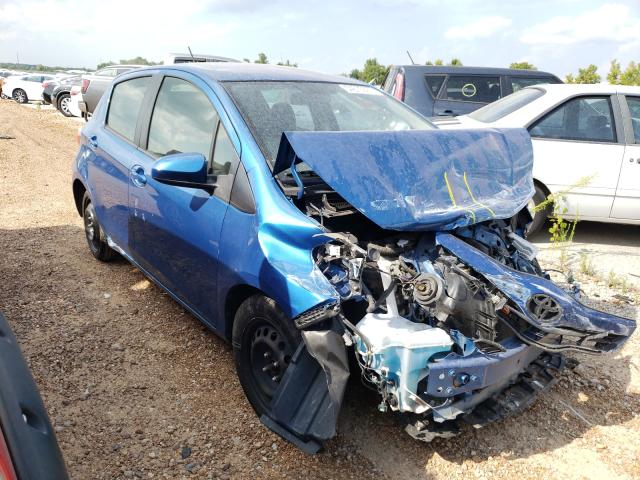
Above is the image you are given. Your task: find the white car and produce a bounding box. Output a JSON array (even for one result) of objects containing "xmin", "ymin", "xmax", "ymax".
[
  {"xmin": 3, "ymin": 73, "xmax": 56, "ymax": 104},
  {"xmin": 434, "ymin": 84, "xmax": 640, "ymax": 234},
  {"xmin": 67, "ymin": 85, "xmax": 82, "ymax": 117}
]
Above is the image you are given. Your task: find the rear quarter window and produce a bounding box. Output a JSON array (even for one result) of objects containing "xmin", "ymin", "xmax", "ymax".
[
  {"xmin": 443, "ymin": 75, "xmax": 501, "ymax": 103},
  {"xmin": 106, "ymin": 76, "xmax": 151, "ymax": 142}
]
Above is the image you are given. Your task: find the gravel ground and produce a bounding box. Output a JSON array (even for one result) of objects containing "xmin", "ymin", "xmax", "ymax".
[{"xmin": 0, "ymin": 100, "xmax": 639, "ymax": 480}]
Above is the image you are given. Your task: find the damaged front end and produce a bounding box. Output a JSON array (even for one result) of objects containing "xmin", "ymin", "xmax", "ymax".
[{"xmin": 260, "ymin": 129, "xmax": 636, "ymax": 452}]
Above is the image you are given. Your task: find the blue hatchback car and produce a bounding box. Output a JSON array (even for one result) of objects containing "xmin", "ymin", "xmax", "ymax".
[{"xmin": 72, "ymin": 63, "xmax": 634, "ymax": 452}]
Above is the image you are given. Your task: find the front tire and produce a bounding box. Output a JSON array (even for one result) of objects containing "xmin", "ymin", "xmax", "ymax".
[
  {"xmin": 82, "ymin": 192, "xmax": 115, "ymax": 262},
  {"xmin": 232, "ymin": 295, "xmax": 300, "ymax": 415},
  {"xmin": 13, "ymin": 89, "xmax": 27, "ymax": 104},
  {"xmin": 526, "ymin": 183, "xmax": 551, "ymax": 237},
  {"xmin": 57, "ymin": 93, "xmax": 73, "ymax": 117}
]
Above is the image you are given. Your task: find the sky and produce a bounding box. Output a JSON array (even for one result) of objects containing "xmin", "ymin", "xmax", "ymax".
[{"xmin": 0, "ymin": 0, "xmax": 638, "ymax": 79}]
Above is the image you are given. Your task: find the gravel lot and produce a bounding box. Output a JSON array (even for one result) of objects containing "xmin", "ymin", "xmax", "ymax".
[{"xmin": 1, "ymin": 100, "xmax": 639, "ymax": 480}]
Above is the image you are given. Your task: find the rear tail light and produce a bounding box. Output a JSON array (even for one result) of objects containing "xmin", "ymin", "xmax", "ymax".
[
  {"xmin": 81, "ymin": 79, "xmax": 90, "ymax": 94},
  {"xmin": 42, "ymin": 81, "xmax": 50, "ymax": 88},
  {"xmin": 0, "ymin": 428, "xmax": 17, "ymax": 480},
  {"xmin": 392, "ymin": 72, "xmax": 405, "ymax": 101}
]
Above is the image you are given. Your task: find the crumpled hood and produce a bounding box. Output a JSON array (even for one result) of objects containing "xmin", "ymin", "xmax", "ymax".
[{"xmin": 274, "ymin": 128, "xmax": 534, "ymax": 231}]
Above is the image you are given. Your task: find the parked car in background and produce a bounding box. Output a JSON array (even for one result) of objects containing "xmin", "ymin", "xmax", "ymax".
[
  {"xmin": 79, "ymin": 65, "xmax": 144, "ymax": 117},
  {"xmin": 383, "ymin": 66, "xmax": 562, "ymax": 118},
  {"xmin": 0, "ymin": 312, "xmax": 68, "ymax": 479},
  {"xmin": 71, "ymin": 63, "xmax": 634, "ymax": 453},
  {"xmin": 42, "ymin": 75, "xmax": 75, "ymax": 104},
  {"xmin": 434, "ymin": 84, "xmax": 640, "ymax": 234},
  {"xmin": 164, "ymin": 53, "xmax": 240, "ymax": 64},
  {"xmin": 68, "ymin": 85, "xmax": 83, "ymax": 118},
  {"xmin": 3, "ymin": 74, "xmax": 56, "ymax": 103},
  {"xmin": 51, "ymin": 76, "xmax": 82, "ymax": 117}
]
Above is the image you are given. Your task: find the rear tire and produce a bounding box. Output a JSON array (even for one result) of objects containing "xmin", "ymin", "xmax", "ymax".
[
  {"xmin": 13, "ymin": 89, "xmax": 27, "ymax": 104},
  {"xmin": 526, "ymin": 183, "xmax": 550, "ymax": 237},
  {"xmin": 57, "ymin": 93, "xmax": 73, "ymax": 117},
  {"xmin": 82, "ymin": 192, "xmax": 115, "ymax": 262},
  {"xmin": 232, "ymin": 295, "xmax": 300, "ymax": 415}
]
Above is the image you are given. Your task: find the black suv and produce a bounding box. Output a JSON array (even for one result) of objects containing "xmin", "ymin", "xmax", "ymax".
[{"xmin": 383, "ymin": 65, "xmax": 562, "ymax": 117}]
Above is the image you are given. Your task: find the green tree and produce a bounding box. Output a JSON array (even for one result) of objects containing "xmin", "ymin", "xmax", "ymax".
[
  {"xmin": 620, "ymin": 61, "xmax": 640, "ymax": 86},
  {"xmin": 509, "ymin": 61, "xmax": 537, "ymax": 70},
  {"xmin": 254, "ymin": 53, "xmax": 268, "ymax": 64},
  {"xmin": 425, "ymin": 58, "xmax": 460, "ymax": 66},
  {"xmin": 449, "ymin": 58, "xmax": 463, "ymax": 66},
  {"xmin": 277, "ymin": 59, "xmax": 298, "ymax": 67},
  {"xmin": 349, "ymin": 58, "xmax": 389, "ymax": 85},
  {"xmin": 607, "ymin": 59, "xmax": 621, "ymax": 84},
  {"xmin": 242, "ymin": 58, "xmax": 251, "ymax": 63},
  {"xmin": 97, "ymin": 61, "xmax": 115, "ymax": 69},
  {"xmin": 565, "ymin": 64, "xmax": 600, "ymax": 84}
]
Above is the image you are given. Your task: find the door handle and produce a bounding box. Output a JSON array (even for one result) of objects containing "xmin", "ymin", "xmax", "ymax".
[
  {"xmin": 130, "ymin": 165, "xmax": 147, "ymax": 187},
  {"xmin": 88, "ymin": 135, "xmax": 98, "ymax": 149}
]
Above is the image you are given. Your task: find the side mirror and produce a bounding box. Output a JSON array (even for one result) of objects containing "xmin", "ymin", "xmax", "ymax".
[{"xmin": 151, "ymin": 153, "xmax": 213, "ymax": 191}]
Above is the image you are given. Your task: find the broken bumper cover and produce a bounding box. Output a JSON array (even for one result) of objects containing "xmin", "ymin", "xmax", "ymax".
[{"xmin": 437, "ymin": 233, "xmax": 636, "ymax": 353}]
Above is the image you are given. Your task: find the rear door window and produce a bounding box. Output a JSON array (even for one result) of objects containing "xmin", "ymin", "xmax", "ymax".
[
  {"xmin": 442, "ymin": 75, "xmax": 501, "ymax": 103},
  {"xmin": 106, "ymin": 76, "xmax": 151, "ymax": 142},
  {"xmin": 147, "ymin": 77, "xmax": 218, "ymax": 162},
  {"xmin": 424, "ymin": 75, "xmax": 445, "ymax": 98},
  {"xmin": 529, "ymin": 96, "xmax": 616, "ymax": 143}
]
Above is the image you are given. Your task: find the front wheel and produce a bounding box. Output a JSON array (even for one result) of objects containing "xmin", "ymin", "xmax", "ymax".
[
  {"xmin": 57, "ymin": 93, "xmax": 73, "ymax": 117},
  {"xmin": 232, "ymin": 295, "xmax": 300, "ymax": 415},
  {"xmin": 82, "ymin": 192, "xmax": 115, "ymax": 262},
  {"xmin": 525, "ymin": 184, "xmax": 551, "ymax": 237},
  {"xmin": 13, "ymin": 89, "xmax": 27, "ymax": 104}
]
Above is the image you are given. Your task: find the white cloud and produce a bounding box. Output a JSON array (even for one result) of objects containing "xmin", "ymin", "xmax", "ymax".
[
  {"xmin": 444, "ymin": 16, "xmax": 512, "ymax": 40},
  {"xmin": 520, "ymin": 3, "xmax": 639, "ymax": 45}
]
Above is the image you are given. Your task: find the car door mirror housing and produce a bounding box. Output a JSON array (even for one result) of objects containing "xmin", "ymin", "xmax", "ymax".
[{"xmin": 151, "ymin": 153, "xmax": 212, "ymax": 190}]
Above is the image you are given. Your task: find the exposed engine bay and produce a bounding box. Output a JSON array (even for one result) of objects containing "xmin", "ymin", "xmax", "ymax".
[{"xmin": 261, "ymin": 129, "xmax": 636, "ymax": 452}]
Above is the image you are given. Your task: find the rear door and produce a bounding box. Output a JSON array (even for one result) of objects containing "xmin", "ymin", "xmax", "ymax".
[
  {"xmin": 434, "ymin": 74, "xmax": 501, "ymax": 116},
  {"xmin": 611, "ymin": 95, "xmax": 640, "ymax": 220},
  {"xmin": 528, "ymin": 94, "xmax": 624, "ymax": 219},
  {"xmin": 87, "ymin": 75, "xmax": 153, "ymax": 250},
  {"xmin": 128, "ymin": 73, "xmax": 240, "ymax": 324}
]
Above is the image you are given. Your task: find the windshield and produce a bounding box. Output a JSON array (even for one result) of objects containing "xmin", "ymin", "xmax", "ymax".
[
  {"xmin": 224, "ymin": 81, "xmax": 435, "ymax": 164},
  {"xmin": 469, "ymin": 87, "xmax": 545, "ymax": 123}
]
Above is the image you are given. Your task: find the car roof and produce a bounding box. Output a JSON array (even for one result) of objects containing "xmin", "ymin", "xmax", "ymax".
[
  {"xmin": 393, "ymin": 65, "xmax": 559, "ymax": 77},
  {"xmin": 137, "ymin": 62, "xmax": 363, "ymax": 84},
  {"xmin": 533, "ymin": 83, "xmax": 640, "ymax": 95}
]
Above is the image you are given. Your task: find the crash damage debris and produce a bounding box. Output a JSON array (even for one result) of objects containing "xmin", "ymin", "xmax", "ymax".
[{"xmin": 260, "ymin": 129, "xmax": 636, "ymax": 452}]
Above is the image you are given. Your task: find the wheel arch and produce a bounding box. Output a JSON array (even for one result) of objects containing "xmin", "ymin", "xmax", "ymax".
[
  {"xmin": 533, "ymin": 178, "xmax": 551, "ymax": 198},
  {"xmin": 224, "ymin": 284, "xmax": 266, "ymax": 342},
  {"xmin": 72, "ymin": 179, "xmax": 87, "ymax": 216}
]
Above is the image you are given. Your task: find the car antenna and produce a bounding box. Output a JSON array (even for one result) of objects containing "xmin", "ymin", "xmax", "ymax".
[
  {"xmin": 187, "ymin": 46, "xmax": 196, "ymax": 62},
  {"xmin": 406, "ymin": 50, "xmax": 416, "ymax": 65}
]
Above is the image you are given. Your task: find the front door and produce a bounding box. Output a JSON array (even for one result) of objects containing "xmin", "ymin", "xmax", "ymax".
[
  {"xmin": 611, "ymin": 95, "xmax": 640, "ymax": 220},
  {"xmin": 128, "ymin": 74, "xmax": 239, "ymax": 324},
  {"xmin": 528, "ymin": 95, "xmax": 624, "ymax": 219}
]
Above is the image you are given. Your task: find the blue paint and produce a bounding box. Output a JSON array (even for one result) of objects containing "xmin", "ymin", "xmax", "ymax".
[{"xmin": 273, "ymin": 129, "xmax": 534, "ymax": 231}]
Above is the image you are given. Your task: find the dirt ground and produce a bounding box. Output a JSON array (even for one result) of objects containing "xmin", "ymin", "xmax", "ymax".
[{"xmin": 0, "ymin": 100, "xmax": 639, "ymax": 480}]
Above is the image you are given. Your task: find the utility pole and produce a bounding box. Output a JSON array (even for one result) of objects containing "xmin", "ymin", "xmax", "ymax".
[{"xmin": 16, "ymin": 50, "xmax": 20, "ymax": 65}]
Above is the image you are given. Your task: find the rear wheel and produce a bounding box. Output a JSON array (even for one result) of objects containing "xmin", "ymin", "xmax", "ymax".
[
  {"xmin": 13, "ymin": 89, "xmax": 27, "ymax": 104},
  {"xmin": 82, "ymin": 192, "xmax": 115, "ymax": 262},
  {"xmin": 57, "ymin": 93, "xmax": 72, "ymax": 117},
  {"xmin": 526, "ymin": 183, "xmax": 551, "ymax": 237},
  {"xmin": 232, "ymin": 295, "xmax": 300, "ymax": 415}
]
